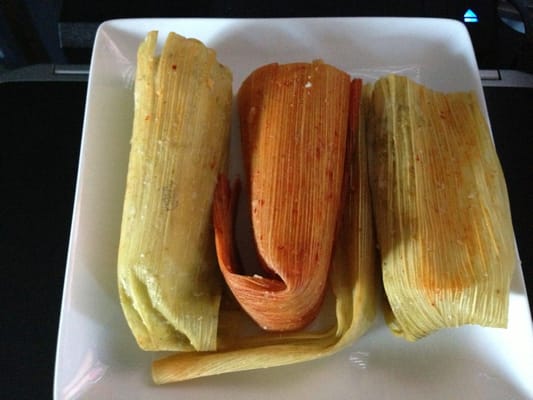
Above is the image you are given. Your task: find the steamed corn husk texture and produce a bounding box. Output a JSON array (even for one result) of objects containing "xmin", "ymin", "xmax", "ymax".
[
  {"xmin": 366, "ymin": 74, "xmax": 517, "ymax": 341},
  {"xmin": 117, "ymin": 31, "xmax": 232, "ymax": 351},
  {"xmin": 151, "ymin": 78, "xmax": 377, "ymax": 383},
  {"xmin": 118, "ymin": 29, "xmax": 517, "ymax": 384},
  {"xmin": 215, "ymin": 61, "xmax": 352, "ymax": 331}
]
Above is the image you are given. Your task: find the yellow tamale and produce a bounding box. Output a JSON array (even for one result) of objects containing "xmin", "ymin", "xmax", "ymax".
[
  {"xmin": 117, "ymin": 31, "xmax": 232, "ymax": 351},
  {"xmin": 366, "ymin": 74, "xmax": 517, "ymax": 341}
]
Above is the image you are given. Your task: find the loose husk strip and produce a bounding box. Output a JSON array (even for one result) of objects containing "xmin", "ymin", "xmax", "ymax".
[
  {"xmin": 366, "ymin": 74, "xmax": 517, "ymax": 341},
  {"xmin": 151, "ymin": 79, "xmax": 377, "ymax": 383},
  {"xmin": 117, "ymin": 31, "xmax": 232, "ymax": 352}
]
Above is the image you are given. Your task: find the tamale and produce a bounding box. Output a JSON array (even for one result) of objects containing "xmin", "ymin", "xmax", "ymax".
[
  {"xmin": 366, "ymin": 74, "xmax": 517, "ymax": 341},
  {"xmin": 117, "ymin": 31, "xmax": 232, "ymax": 351},
  {"xmin": 151, "ymin": 78, "xmax": 377, "ymax": 383},
  {"xmin": 215, "ymin": 61, "xmax": 351, "ymax": 331}
]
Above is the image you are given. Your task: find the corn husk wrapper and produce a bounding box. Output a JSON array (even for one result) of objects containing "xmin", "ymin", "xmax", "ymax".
[
  {"xmin": 151, "ymin": 77, "xmax": 377, "ymax": 383},
  {"xmin": 117, "ymin": 31, "xmax": 232, "ymax": 352},
  {"xmin": 366, "ymin": 74, "xmax": 517, "ymax": 341},
  {"xmin": 216, "ymin": 61, "xmax": 351, "ymax": 331}
]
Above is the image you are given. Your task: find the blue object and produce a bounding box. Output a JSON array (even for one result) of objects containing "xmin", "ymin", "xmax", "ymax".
[{"xmin": 464, "ymin": 9, "xmax": 479, "ymax": 23}]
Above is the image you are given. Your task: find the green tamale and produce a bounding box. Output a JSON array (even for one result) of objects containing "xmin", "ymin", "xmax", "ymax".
[{"xmin": 117, "ymin": 31, "xmax": 232, "ymax": 351}]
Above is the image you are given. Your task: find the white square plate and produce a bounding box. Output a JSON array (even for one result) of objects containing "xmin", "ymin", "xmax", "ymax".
[{"xmin": 54, "ymin": 18, "xmax": 533, "ymax": 399}]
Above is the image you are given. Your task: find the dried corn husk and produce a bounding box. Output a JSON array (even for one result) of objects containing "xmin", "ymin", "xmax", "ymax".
[
  {"xmin": 151, "ymin": 78, "xmax": 377, "ymax": 383},
  {"xmin": 366, "ymin": 74, "xmax": 517, "ymax": 341},
  {"xmin": 117, "ymin": 31, "xmax": 232, "ymax": 351}
]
